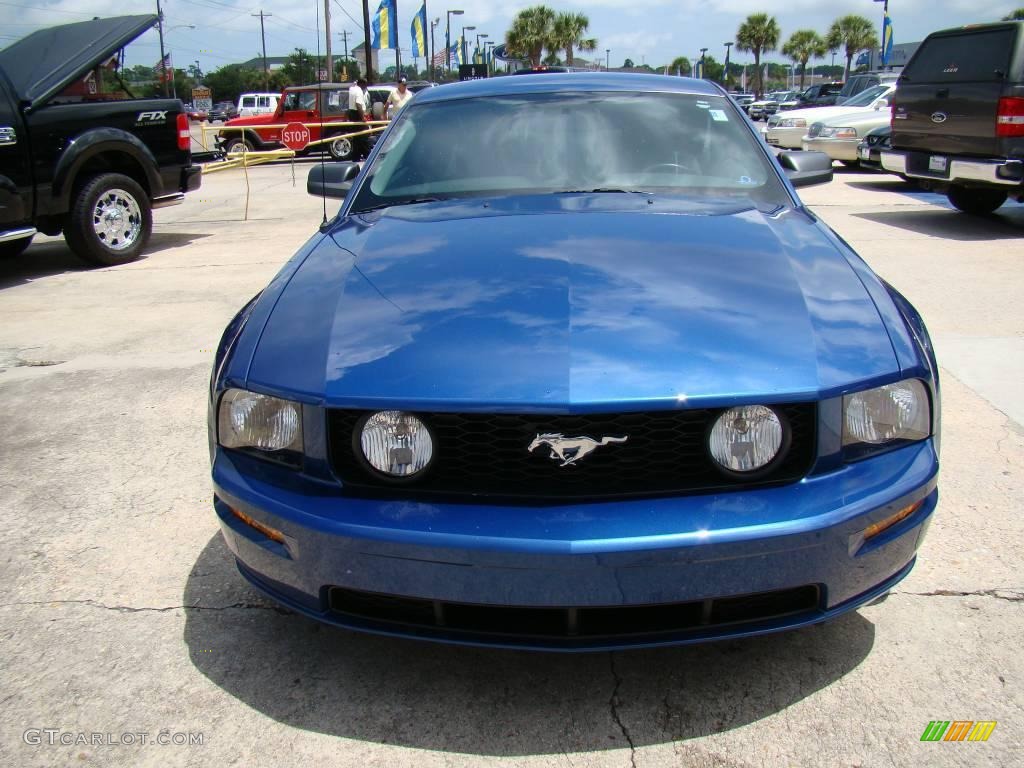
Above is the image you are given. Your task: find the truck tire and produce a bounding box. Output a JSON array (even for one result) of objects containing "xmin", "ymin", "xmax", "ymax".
[
  {"xmin": 947, "ymin": 185, "xmax": 1007, "ymax": 215},
  {"xmin": 225, "ymin": 136, "xmax": 254, "ymax": 154},
  {"xmin": 0, "ymin": 235, "xmax": 33, "ymax": 258},
  {"xmin": 65, "ymin": 173, "xmax": 152, "ymax": 266},
  {"xmin": 327, "ymin": 134, "xmax": 355, "ymax": 161}
]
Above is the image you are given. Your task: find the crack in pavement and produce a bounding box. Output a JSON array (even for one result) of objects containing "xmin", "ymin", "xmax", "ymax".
[
  {"xmin": 893, "ymin": 588, "xmax": 1024, "ymax": 602},
  {"xmin": 0, "ymin": 599, "xmax": 292, "ymax": 614},
  {"xmin": 608, "ymin": 653, "xmax": 637, "ymax": 768}
]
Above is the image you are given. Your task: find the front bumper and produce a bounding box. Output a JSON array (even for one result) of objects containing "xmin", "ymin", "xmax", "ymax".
[
  {"xmin": 881, "ymin": 150, "xmax": 1024, "ymax": 187},
  {"xmin": 802, "ymin": 137, "xmax": 860, "ymax": 162},
  {"xmin": 765, "ymin": 126, "xmax": 806, "ymax": 149},
  {"xmin": 212, "ymin": 440, "xmax": 939, "ymax": 650}
]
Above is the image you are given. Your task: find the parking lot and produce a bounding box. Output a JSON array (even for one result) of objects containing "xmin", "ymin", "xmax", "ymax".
[{"xmin": 1, "ymin": 164, "xmax": 1021, "ymax": 767}]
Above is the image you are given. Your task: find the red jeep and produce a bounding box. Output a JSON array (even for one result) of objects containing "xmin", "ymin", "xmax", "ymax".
[{"xmin": 217, "ymin": 83, "xmax": 388, "ymax": 161}]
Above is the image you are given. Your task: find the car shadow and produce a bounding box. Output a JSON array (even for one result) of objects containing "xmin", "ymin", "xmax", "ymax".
[
  {"xmin": 852, "ymin": 208, "xmax": 1024, "ymax": 242},
  {"xmin": 0, "ymin": 232, "xmax": 212, "ymax": 289},
  {"xmin": 184, "ymin": 533, "xmax": 875, "ymax": 753}
]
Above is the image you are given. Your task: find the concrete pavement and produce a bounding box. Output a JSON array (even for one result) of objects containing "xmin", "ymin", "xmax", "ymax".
[{"xmin": 0, "ymin": 164, "xmax": 1021, "ymax": 767}]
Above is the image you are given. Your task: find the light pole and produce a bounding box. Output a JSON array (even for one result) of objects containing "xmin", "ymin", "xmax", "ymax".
[
  {"xmin": 484, "ymin": 41, "xmax": 494, "ymax": 76},
  {"xmin": 429, "ymin": 18, "xmax": 439, "ymax": 81},
  {"xmin": 605, "ymin": 49, "xmax": 610, "ymax": 70},
  {"xmin": 723, "ymin": 41, "xmax": 732, "ymax": 88},
  {"xmin": 446, "ymin": 10, "xmax": 463, "ymax": 75},
  {"xmin": 699, "ymin": 48, "xmax": 707, "ymax": 79},
  {"xmin": 164, "ymin": 24, "xmax": 196, "ymax": 100},
  {"xmin": 461, "ymin": 25, "xmax": 475, "ymax": 68},
  {"xmin": 476, "ymin": 32, "xmax": 488, "ymax": 64}
]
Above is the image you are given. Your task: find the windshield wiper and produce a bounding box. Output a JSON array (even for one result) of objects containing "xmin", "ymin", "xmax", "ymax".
[
  {"xmin": 354, "ymin": 197, "xmax": 447, "ymax": 213},
  {"xmin": 555, "ymin": 188, "xmax": 652, "ymax": 194}
]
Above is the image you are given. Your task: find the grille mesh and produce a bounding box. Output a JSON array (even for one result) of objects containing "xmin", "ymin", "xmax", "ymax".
[{"xmin": 327, "ymin": 405, "xmax": 816, "ymax": 502}]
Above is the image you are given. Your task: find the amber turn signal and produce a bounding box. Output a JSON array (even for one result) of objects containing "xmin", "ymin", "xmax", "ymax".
[
  {"xmin": 863, "ymin": 500, "xmax": 924, "ymax": 541},
  {"xmin": 231, "ymin": 507, "xmax": 286, "ymax": 544}
]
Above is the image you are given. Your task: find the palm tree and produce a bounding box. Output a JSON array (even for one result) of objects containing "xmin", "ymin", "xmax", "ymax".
[
  {"xmin": 736, "ymin": 13, "xmax": 780, "ymax": 98},
  {"xmin": 827, "ymin": 15, "xmax": 878, "ymax": 81},
  {"xmin": 670, "ymin": 56, "xmax": 691, "ymax": 76},
  {"xmin": 552, "ymin": 12, "xmax": 596, "ymax": 67},
  {"xmin": 1003, "ymin": 8, "xmax": 1024, "ymax": 20},
  {"xmin": 505, "ymin": 6, "xmax": 557, "ymax": 68},
  {"xmin": 782, "ymin": 30, "xmax": 827, "ymax": 90}
]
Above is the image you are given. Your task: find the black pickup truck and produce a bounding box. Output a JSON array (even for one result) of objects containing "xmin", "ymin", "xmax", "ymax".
[
  {"xmin": 881, "ymin": 22, "xmax": 1024, "ymax": 215},
  {"xmin": 0, "ymin": 14, "xmax": 200, "ymax": 265}
]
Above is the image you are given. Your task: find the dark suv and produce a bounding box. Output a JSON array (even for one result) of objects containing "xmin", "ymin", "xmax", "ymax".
[{"xmin": 881, "ymin": 22, "xmax": 1024, "ymax": 214}]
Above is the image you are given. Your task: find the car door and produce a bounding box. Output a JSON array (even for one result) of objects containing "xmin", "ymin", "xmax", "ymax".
[
  {"xmin": 0, "ymin": 81, "xmax": 31, "ymax": 231},
  {"xmin": 893, "ymin": 25, "xmax": 1017, "ymax": 157}
]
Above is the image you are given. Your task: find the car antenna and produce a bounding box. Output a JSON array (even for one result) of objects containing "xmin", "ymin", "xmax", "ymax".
[{"xmin": 315, "ymin": 0, "xmax": 328, "ymax": 226}]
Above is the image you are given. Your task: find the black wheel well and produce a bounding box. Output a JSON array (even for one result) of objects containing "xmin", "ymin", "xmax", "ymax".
[{"xmin": 71, "ymin": 152, "xmax": 151, "ymax": 199}]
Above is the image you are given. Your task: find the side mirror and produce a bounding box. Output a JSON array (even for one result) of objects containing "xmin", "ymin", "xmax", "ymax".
[
  {"xmin": 874, "ymin": 98, "xmax": 889, "ymax": 111},
  {"xmin": 307, "ymin": 162, "xmax": 360, "ymax": 199},
  {"xmin": 777, "ymin": 150, "xmax": 834, "ymax": 188}
]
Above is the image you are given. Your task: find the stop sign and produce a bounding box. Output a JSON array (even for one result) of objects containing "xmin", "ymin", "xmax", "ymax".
[{"xmin": 280, "ymin": 122, "xmax": 310, "ymax": 151}]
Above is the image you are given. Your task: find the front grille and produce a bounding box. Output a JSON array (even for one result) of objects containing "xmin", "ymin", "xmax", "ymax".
[
  {"xmin": 327, "ymin": 585, "xmax": 822, "ymax": 642},
  {"xmin": 327, "ymin": 404, "xmax": 816, "ymax": 502}
]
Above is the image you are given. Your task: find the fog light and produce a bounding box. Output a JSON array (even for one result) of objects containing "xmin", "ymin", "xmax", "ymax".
[
  {"xmin": 863, "ymin": 500, "xmax": 923, "ymax": 541},
  {"xmin": 231, "ymin": 507, "xmax": 286, "ymax": 544},
  {"xmin": 360, "ymin": 411, "xmax": 434, "ymax": 477},
  {"xmin": 709, "ymin": 405, "xmax": 784, "ymax": 473}
]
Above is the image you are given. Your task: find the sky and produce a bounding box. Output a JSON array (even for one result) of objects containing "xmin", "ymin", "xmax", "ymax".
[{"xmin": 0, "ymin": 0, "xmax": 1016, "ymax": 75}]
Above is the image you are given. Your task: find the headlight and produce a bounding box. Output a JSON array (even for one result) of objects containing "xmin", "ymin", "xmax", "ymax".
[
  {"xmin": 843, "ymin": 379, "xmax": 930, "ymax": 448},
  {"xmin": 709, "ymin": 405, "xmax": 785, "ymax": 473},
  {"xmin": 820, "ymin": 126, "xmax": 858, "ymax": 139},
  {"xmin": 218, "ymin": 389, "xmax": 303, "ymax": 453},
  {"xmin": 360, "ymin": 411, "xmax": 434, "ymax": 477},
  {"xmin": 779, "ymin": 118, "xmax": 807, "ymax": 128}
]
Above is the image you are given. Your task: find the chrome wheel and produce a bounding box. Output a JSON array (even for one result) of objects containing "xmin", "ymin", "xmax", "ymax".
[
  {"xmin": 92, "ymin": 189, "xmax": 143, "ymax": 251},
  {"xmin": 330, "ymin": 137, "xmax": 353, "ymax": 159}
]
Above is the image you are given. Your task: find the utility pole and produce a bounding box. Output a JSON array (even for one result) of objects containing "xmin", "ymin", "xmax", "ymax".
[
  {"xmin": 324, "ymin": 0, "xmax": 332, "ymax": 81},
  {"xmin": 429, "ymin": 18, "xmax": 437, "ymax": 82},
  {"xmin": 156, "ymin": 0, "xmax": 168, "ymax": 97},
  {"xmin": 362, "ymin": 0, "xmax": 373, "ymax": 83},
  {"xmin": 252, "ymin": 10, "xmax": 271, "ymax": 91},
  {"xmin": 339, "ymin": 30, "xmax": 350, "ymax": 79}
]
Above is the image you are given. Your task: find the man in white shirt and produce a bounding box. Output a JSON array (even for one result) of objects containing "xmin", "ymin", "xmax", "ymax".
[
  {"xmin": 346, "ymin": 78, "xmax": 369, "ymax": 157},
  {"xmin": 385, "ymin": 77, "xmax": 414, "ymax": 119}
]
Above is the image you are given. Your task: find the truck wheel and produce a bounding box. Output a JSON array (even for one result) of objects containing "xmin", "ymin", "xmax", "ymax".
[
  {"xmin": 947, "ymin": 185, "xmax": 1007, "ymax": 215},
  {"xmin": 225, "ymin": 136, "xmax": 254, "ymax": 154},
  {"xmin": 0, "ymin": 235, "xmax": 33, "ymax": 258},
  {"xmin": 327, "ymin": 135, "xmax": 355, "ymax": 161},
  {"xmin": 65, "ymin": 173, "xmax": 151, "ymax": 266}
]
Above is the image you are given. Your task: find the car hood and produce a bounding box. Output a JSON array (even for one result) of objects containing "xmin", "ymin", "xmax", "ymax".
[
  {"xmin": 775, "ymin": 105, "xmax": 876, "ymax": 122},
  {"xmin": 247, "ymin": 197, "xmax": 899, "ymax": 410},
  {"xmin": 0, "ymin": 15, "xmax": 158, "ymax": 110},
  {"xmin": 814, "ymin": 109, "xmax": 892, "ymax": 128}
]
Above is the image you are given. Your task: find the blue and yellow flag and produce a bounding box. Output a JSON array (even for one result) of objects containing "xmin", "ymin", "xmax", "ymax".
[
  {"xmin": 410, "ymin": 4, "xmax": 427, "ymax": 59},
  {"xmin": 881, "ymin": 12, "xmax": 894, "ymax": 67},
  {"xmin": 371, "ymin": 0, "xmax": 398, "ymax": 50},
  {"xmin": 453, "ymin": 37, "xmax": 464, "ymax": 67}
]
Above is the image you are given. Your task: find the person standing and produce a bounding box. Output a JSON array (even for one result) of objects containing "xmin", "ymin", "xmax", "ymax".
[
  {"xmin": 385, "ymin": 77, "xmax": 414, "ymax": 119},
  {"xmin": 347, "ymin": 78, "xmax": 370, "ymax": 158}
]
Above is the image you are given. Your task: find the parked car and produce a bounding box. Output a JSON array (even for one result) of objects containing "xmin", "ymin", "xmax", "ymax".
[
  {"xmin": 835, "ymin": 72, "xmax": 899, "ymax": 105},
  {"xmin": 217, "ymin": 83, "xmax": 393, "ymax": 161},
  {"xmin": 236, "ymin": 92, "xmax": 278, "ymax": 118},
  {"xmin": 748, "ymin": 91, "xmax": 796, "ymax": 121},
  {"xmin": 881, "ymin": 21, "xmax": 1024, "ymax": 214},
  {"xmin": 208, "ymin": 101, "xmax": 237, "ymax": 122},
  {"xmin": 209, "ymin": 73, "xmax": 939, "ymax": 650},
  {"xmin": 766, "ymin": 83, "xmax": 895, "ymax": 149},
  {"xmin": 729, "ymin": 93, "xmax": 755, "ymax": 113},
  {"xmin": 0, "ymin": 14, "xmax": 200, "ymax": 264},
  {"xmin": 801, "ymin": 90, "xmax": 897, "ymax": 164},
  {"xmin": 856, "ymin": 125, "xmax": 892, "ymax": 171},
  {"xmin": 778, "ymin": 82, "xmax": 844, "ymax": 111}
]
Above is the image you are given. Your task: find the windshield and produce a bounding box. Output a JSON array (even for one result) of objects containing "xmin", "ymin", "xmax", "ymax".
[
  {"xmin": 843, "ymin": 84, "xmax": 890, "ymax": 107},
  {"xmin": 350, "ymin": 91, "xmax": 787, "ymax": 213}
]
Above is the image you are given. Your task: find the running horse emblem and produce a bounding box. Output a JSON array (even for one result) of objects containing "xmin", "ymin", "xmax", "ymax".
[{"xmin": 527, "ymin": 433, "xmax": 629, "ymax": 467}]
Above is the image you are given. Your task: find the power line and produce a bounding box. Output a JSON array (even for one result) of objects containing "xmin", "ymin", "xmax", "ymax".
[{"xmin": 332, "ymin": 0, "xmax": 364, "ymax": 33}]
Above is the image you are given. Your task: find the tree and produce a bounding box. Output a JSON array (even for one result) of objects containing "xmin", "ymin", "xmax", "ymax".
[
  {"xmin": 551, "ymin": 12, "xmax": 596, "ymax": 67},
  {"xmin": 827, "ymin": 15, "xmax": 878, "ymax": 82},
  {"xmin": 281, "ymin": 47, "xmax": 323, "ymax": 86},
  {"xmin": 505, "ymin": 5, "xmax": 557, "ymax": 68},
  {"xmin": 622, "ymin": 57, "xmax": 635, "ymax": 69},
  {"xmin": 782, "ymin": 29, "xmax": 827, "ymax": 90},
  {"xmin": 670, "ymin": 56, "xmax": 691, "ymax": 76},
  {"xmin": 700, "ymin": 55, "xmax": 724, "ymax": 82},
  {"xmin": 1003, "ymin": 8, "xmax": 1024, "ymax": 20},
  {"xmin": 736, "ymin": 13, "xmax": 780, "ymax": 98}
]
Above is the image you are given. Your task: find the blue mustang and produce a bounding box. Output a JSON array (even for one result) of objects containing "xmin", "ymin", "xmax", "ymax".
[{"xmin": 209, "ymin": 74, "xmax": 939, "ymax": 651}]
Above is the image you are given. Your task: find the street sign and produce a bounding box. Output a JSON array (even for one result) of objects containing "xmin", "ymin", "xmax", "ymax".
[
  {"xmin": 280, "ymin": 122, "xmax": 310, "ymax": 151},
  {"xmin": 191, "ymin": 86, "xmax": 212, "ymax": 113},
  {"xmin": 318, "ymin": 69, "xmax": 329, "ymax": 81}
]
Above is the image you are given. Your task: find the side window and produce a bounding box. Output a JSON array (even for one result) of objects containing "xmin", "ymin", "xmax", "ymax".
[
  {"xmin": 257, "ymin": 96, "xmax": 270, "ymax": 108},
  {"xmin": 241, "ymin": 97, "xmax": 256, "ymax": 108}
]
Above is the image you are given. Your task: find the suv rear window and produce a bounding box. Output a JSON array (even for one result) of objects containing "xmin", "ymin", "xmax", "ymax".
[{"xmin": 903, "ymin": 28, "xmax": 1016, "ymax": 83}]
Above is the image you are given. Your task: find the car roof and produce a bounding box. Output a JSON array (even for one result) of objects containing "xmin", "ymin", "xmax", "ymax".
[{"xmin": 413, "ymin": 73, "xmax": 723, "ymax": 105}]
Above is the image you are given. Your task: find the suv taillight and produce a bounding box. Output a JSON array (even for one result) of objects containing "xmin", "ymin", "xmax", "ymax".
[
  {"xmin": 176, "ymin": 113, "xmax": 191, "ymax": 150},
  {"xmin": 997, "ymin": 97, "xmax": 1024, "ymax": 137}
]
